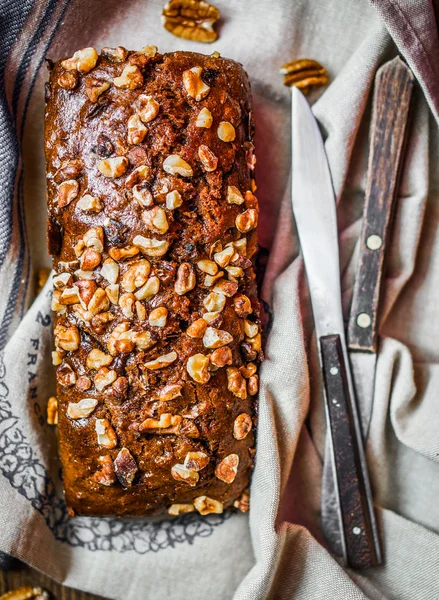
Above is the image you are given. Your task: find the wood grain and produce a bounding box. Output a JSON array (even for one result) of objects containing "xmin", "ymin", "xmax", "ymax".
[
  {"xmin": 0, "ymin": 563, "xmax": 106, "ymax": 600},
  {"xmin": 320, "ymin": 334, "xmax": 380, "ymax": 568},
  {"xmin": 347, "ymin": 57, "xmax": 415, "ymax": 352}
]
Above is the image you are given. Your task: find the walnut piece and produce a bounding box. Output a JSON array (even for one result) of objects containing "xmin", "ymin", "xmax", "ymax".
[
  {"xmin": 210, "ymin": 346, "xmax": 232, "ymax": 367},
  {"xmin": 227, "ymin": 185, "xmax": 244, "ymax": 205},
  {"xmin": 54, "ymin": 324, "xmax": 80, "ymax": 352},
  {"xmin": 168, "ymin": 503, "xmax": 195, "ymax": 516},
  {"xmin": 236, "ymin": 208, "xmax": 258, "ymax": 233},
  {"xmin": 113, "ymin": 64, "xmax": 143, "ymax": 89},
  {"xmin": 280, "ymin": 58, "xmax": 328, "ymax": 94},
  {"xmin": 156, "ymin": 383, "xmax": 183, "ymax": 401},
  {"xmin": 98, "ymin": 156, "xmax": 128, "ymax": 178},
  {"xmin": 227, "ymin": 367, "xmax": 247, "ymax": 399},
  {"xmin": 47, "ymin": 396, "xmax": 58, "ymax": 425},
  {"xmin": 215, "ymin": 453, "xmax": 239, "ymax": 483},
  {"xmin": 61, "ymin": 47, "xmax": 98, "ymax": 72},
  {"xmin": 94, "ymin": 368, "xmax": 117, "ymax": 391},
  {"xmin": 203, "ymin": 291, "xmax": 226, "ymax": 312},
  {"xmin": 175, "ymin": 262, "xmax": 196, "ymax": 295},
  {"xmin": 234, "ymin": 489, "xmax": 250, "ymax": 512},
  {"xmin": 114, "ymin": 447, "xmax": 138, "ymax": 488},
  {"xmin": 67, "ymin": 398, "xmax": 98, "ymax": 420},
  {"xmin": 121, "ymin": 259, "xmax": 151, "ymax": 292},
  {"xmin": 234, "ymin": 294, "xmax": 252, "ymax": 317},
  {"xmin": 144, "ymin": 351, "xmax": 178, "ymax": 370},
  {"xmin": 56, "ymin": 363, "xmax": 76, "ymax": 387},
  {"xmin": 92, "ymin": 455, "xmax": 116, "ymax": 486},
  {"xmin": 182, "ymin": 66, "xmax": 210, "ymax": 101},
  {"xmin": 163, "ymin": 154, "xmax": 194, "ymax": 177},
  {"xmin": 102, "ymin": 46, "xmax": 129, "ymax": 62},
  {"xmin": 86, "ymin": 348, "xmax": 113, "ymax": 370},
  {"xmin": 171, "ymin": 463, "xmax": 199, "ymax": 486},
  {"xmin": 58, "ymin": 179, "xmax": 78, "ymax": 208},
  {"xmin": 186, "ymin": 318, "xmax": 207, "ymax": 339},
  {"xmin": 142, "ymin": 206, "xmax": 169, "ymax": 234},
  {"xmin": 233, "ymin": 413, "xmax": 252, "ymax": 440},
  {"xmin": 134, "ymin": 276, "xmax": 160, "ymax": 301},
  {"xmin": 162, "ymin": 0, "xmax": 220, "ymax": 43},
  {"xmin": 184, "ymin": 451, "xmax": 209, "ymax": 471},
  {"xmin": 194, "ymin": 495, "xmax": 223, "ymax": 515},
  {"xmin": 196, "ymin": 107, "xmax": 213, "ymax": 128},
  {"xmin": 127, "ymin": 114, "xmax": 147, "ymax": 145},
  {"xmin": 187, "ymin": 353, "xmax": 210, "ymax": 383},
  {"xmin": 76, "ymin": 193, "xmax": 103, "ymax": 212},
  {"xmin": 95, "ymin": 418, "xmax": 118, "ymax": 448},
  {"xmin": 85, "ymin": 78, "xmax": 110, "ymax": 102},
  {"xmin": 0, "ymin": 585, "xmax": 50, "ymax": 600},
  {"xmin": 166, "ymin": 189, "xmax": 183, "ymax": 209},
  {"xmin": 198, "ymin": 144, "xmax": 218, "ymax": 172},
  {"xmin": 149, "ymin": 306, "xmax": 168, "ymax": 327},
  {"xmin": 203, "ymin": 326, "xmax": 233, "ymax": 349},
  {"xmin": 136, "ymin": 94, "xmax": 160, "ymax": 123},
  {"xmin": 133, "ymin": 235, "xmax": 169, "ymax": 257},
  {"xmin": 217, "ymin": 121, "xmax": 236, "ymax": 142},
  {"xmin": 100, "ymin": 258, "xmax": 119, "ymax": 284},
  {"xmin": 197, "ymin": 259, "xmax": 217, "ymax": 275},
  {"xmin": 140, "ymin": 413, "xmax": 182, "ymax": 431}
]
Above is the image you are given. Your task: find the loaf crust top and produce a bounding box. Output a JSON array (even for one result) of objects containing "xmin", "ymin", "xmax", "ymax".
[{"xmin": 45, "ymin": 47, "xmax": 260, "ymax": 517}]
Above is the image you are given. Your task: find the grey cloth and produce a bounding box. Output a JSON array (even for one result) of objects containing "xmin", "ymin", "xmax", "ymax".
[{"xmin": 0, "ymin": 1, "xmax": 438, "ymax": 599}]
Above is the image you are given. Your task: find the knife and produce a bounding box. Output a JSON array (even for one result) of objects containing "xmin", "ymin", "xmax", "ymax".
[
  {"xmin": 348, "ymin": 57, "xmax": 415, "ymax": 438},
  {"xmin": 291, "ymin": 86, "xmax": 381, "ymax": 568}
]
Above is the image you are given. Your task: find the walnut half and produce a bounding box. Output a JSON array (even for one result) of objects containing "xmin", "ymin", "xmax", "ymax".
[{"xmin": 162, "ymin": 0, "xmax": 220, "ymax": 43}]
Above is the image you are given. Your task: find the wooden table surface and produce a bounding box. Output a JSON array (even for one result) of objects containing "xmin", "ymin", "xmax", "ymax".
[{"xmin": 0, "ymin": 561, "xmax": 106, "ymax": 600}]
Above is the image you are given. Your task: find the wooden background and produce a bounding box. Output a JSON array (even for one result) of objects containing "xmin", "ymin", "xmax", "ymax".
[{"xmin": 0, "ymin": 561, "xmax": 105, "ymax": 600}]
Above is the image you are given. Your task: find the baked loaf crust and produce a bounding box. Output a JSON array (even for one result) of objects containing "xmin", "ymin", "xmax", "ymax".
[{"xmin": 45, "ymin": 46, "xmax": 261, "ymax": 517}]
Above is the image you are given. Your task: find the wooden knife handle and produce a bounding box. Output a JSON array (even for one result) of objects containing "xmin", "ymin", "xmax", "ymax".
[
  {"xmin": 320, "ymin": 334, "xmax": 380, "ymax": 568},
  {"xmin": 348, "ymin": 57, "xmax": 415, "ymax": 352}
]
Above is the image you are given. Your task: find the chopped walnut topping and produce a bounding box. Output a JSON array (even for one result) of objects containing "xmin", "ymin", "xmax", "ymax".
[
  {"xmin": 203, "ymin": 291, "xmax": 226, "ymax": 312},
  {"xmin": 217, "ymin": 121, "xmax": 236, "ymax": 142},
  {"xmin": 142, "ymin": 206, "xmax": 169, "ymax": 234},
  {"xmin": 76, "ymin": 375, "xmax": 92, "ymax": 391},
  {"xmin": 86, "ymin": 348, "xmax": 113, "ymax": 370},
  {"xmin": 101, "ymin": 46, "xmax": 128, "ymax": 61},
  {"xmin": 194, "ymin": 495, "xmax": 223, "ymax": 515},
  {"xmin": 52, "ymin": 350, "xmax": 63, "ymax": 366},
  {"xmin": 213, "ymin": 279, "xmax": 238, "ymax": 297},
  {"xmin": 244, "ymin": 190, "xmax": 258, "ymax": 209},
  {"xmin": 227, "ymin": 185, "xmax": 244, "ymax": 205},
  {"xmin": 196, "ymin": 107, "xmax": 213, "ymax": 128},
  {"xmin": 184, "ymin": 451, "xmax": 209, "ymax": 471},
  {"xmin": 84, "ymin": 226, "xmax": 104, "ymax": 251},
  {"xmin": 105, "ymin": 283, "xmax": 120, "ymax": 305},
  {"xmin": 88, "ymin": 287, "xmax": 110, "ymax": 315},
  {"xmin": 94, "ymin": 368, "xmax": 117, "ymax": 391},
  {"xmin": 233, "ymin": 238, "xmax": 248, "ymax": 256},
  {"xmin": 119, "ymin": 292, "xmax": 135, "ymax": 318},
  {"xmin": 210, "ymin": 346, "xmax": 233, "ymax": 367},
  {"xmin": 227, "ymin": 367, "xmax": 247, "ymax": 399},
  {"xmin": 72, "ymin": 304, "xmax": 92, "ymax": 323},
  {"xmin": 133, "ymin": 235, "xmax": 169, "ymax": 257},
  {"xmin": 140, "ymin": 413, "xmax": 182, "ymax": 430},
  {"xmin": 233, "ymin": 413, "xmax": 252, "ymax": 440},
  {"xmin": 203, "ymin": 326, "xmax": 233, "ymax": 349},
  {"xmin": 202, "ymin": 311, "xmax": 222, "ymax": 325},
  {"xmin": 248, "ymin": 374, "xmax": 259, "ymax": 395},
  {"xmin": 92, "ymin": 455, "xmax": 116, "ymax": 486},
  {"xmin": 74, "ymin": 239, "xmax": 86, "ymax": 257},
  {"xmin": 58, "ymin": 70, "xmax": 79, "ymax": 90},
  {"xmin": 125, "ymin": 165, "xmax": 151, "ymax": 189},
  {"xmin": 197, "ymin": 259, "xmax": 217, "ymax": 275},
  {"xmin": 127, "ymin": 114, "xmax": 147, "ymax": 145},
  {"xmin": 109, "ymin": 245, "xmax": 139, "ymax": 261},
  {"xmin": 80, "ymin": 248, "xmax": 101, "ymax": 271},
  {"xmin": 149, "ymin": 306, "xmax": 168, "ymax": 327},
  {"xmin": 95, "ymin": 418, "xmax": 118, "ymax": 448},
  {"xmin": 54, "ymin": 324, "xmax": 80, "ymax": 351},
  {"xmin": 100, "ymin": 258, "xmax": 119, "ymax": 284},
  {"xmin": 136, "ymin": 94, "xmax": 160, "ymax": 123},
  {"xmin": 135, "ymin": 300, "xmax": 147, "ymax": 321},
  {"xmin": 144, "ymin": 351, "xmax": 178, "ymax": 370},
  {"xmin": 234, "ymin": 490, "xmax": 250, "ymax": 512},
  {"xmin": 171, "ymin": 463, "xmax": 199, "ymax": 486},
  {"xmin": 214, "ymin": 245, "xmax": 234, "ymax": 268},
  {"xmin": 236, "ymin": 208, "xmax": 258, "ymax": 233},
  {"xmin": 47, "ymin": 396, "xmax": 58, "ymax": 425},
  {"xmin": 98, "ymin": 156, "xmax": 128, "ymax": 178},
  {"xmin": 204, "ymin": 270, "xmax": 224, "ymax": 287},
  {"xmin": 121, "ymin": 259, "xmax": 151, "ymax": 292},
  {"xmin": 234, "ymin": 294, "xmax": 252, "ymax": 317},
  {"xmin": 76, "ymin": 193, "xmax": 103, "ymax": 212},
  {"xmin": 225, "ymin": 266, "xmax": 243, "ymax": 282},
  {"xmin": 198, "ymin": 144, "xmax": 218, "ymax": 172},
  {"xmin": 131, "ymin": 330, "xmax": 155, "ymax": 350},
  {"xmin": 67, "ymin": 398, "xmax": 98, "ymax": 420},
  {"xmin": 187, "ymin": 353, "xmax": 210, "ymax": 383},
  {"xmin": 163, "ymin": 154, "xmax": 194, "ymax": 177},
  {"xmin": 239, "ymin": 362, "xmax": 257, "ymax": 378},
  {"xmin": 107, "ymin": 322, "xmax": 131, "ymax": 355},
  {"xmin": 113, "ymin": 64, "xmax": 143, "ymax": 89},
  {"xmin": 85, "ymin": 78, "xmax": 110, "ymax": 102},
  {"xmin": 58, "ymin": 179, "xmax": 78, "ymax": 208},
  {"xmin": 61, "ymin": 47, "xmax": 98, "ymax": 72},
  {"xmin": 156, "ymin": 383, "xmax": 183, "ymax": 401},
  {"xmin": 53, "ymin": 273, "xmax": 72, "ymax": 291},
  {"xmin": 183, "ymin": 66, "xmax": 210, "ymax": 101},
  {"xmin": 114, "ymin": 447, "xmax": 138, "ymax": 488},
  {"xmin": 134, "ymin": 275, "xmax": 160, "ymax": 301},
  {"xmin": 175, "ymin": 262, "xmax": 196, "ymax": 295},
  {"xmin": 139, "ymin": 45, "xmax": 158, "ymax": 56},
  {"xmin": 247, "ymin": 333, "xmax": 262, "ymax": 351},
  {"xmin": 92, "ymin": 311, "xmax": 116, "ymax": 332},
  {"xmin": 56, "ymin": 362, "xmax": 77, "ymax": 387},
  {"xmin": 133, "ymin": 183, "xmax": 154, "ymax": 207},
  {"xmin": 168, "ymin": 503, "xmax": 195, "ymax": 516},
  {"xmin": 166, "ymin": 190, "xmax": 183, "ymax": 210},
  {"xmin": 215, "ymin": 453, "xmax": 239, "ymax": 483},
  {"xmin": 60, "ymin": 286, "xmax": 80, "ymax": 305},
  {"xmin": 244, "ymin": 319, "xmax": 259, "ymax": 338},
  {"xmin": 186, "ymin": 318, "xmax": 207, "ymax": 338}
]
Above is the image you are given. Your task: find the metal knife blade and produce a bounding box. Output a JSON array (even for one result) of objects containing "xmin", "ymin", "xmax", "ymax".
[
  {"xmin": 291, "ymin": 86, "xmax": 381, "ymax": 568},
  {"xmin": 348, "ymin": 58, "xmax": 415, "ymax": 438}
]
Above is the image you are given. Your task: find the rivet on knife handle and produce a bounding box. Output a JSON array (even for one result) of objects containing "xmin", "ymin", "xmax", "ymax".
[
  {"xmin": 348, "ymin": 57, "xmax": 415, "ymax": 352},
  {"xmin": 320, "ymin": 334, "xmax": 380, "ymax": 568}
]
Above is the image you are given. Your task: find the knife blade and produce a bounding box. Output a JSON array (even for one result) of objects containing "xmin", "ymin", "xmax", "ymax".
[
  {"xmin": 348, "ymin": 58, "xmax": 415, "ymax": 438},
  {"xmin": 291, "ymin": 86, "xmax": 381, "ymax": 568}
]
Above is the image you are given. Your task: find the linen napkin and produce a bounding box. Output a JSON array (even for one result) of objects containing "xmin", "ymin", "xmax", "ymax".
[{"xmin": 1, "ymin": 1, "xmax": 439, "ymax": 599}]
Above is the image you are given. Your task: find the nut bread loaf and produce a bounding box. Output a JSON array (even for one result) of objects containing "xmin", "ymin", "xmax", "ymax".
[{"xmin": 45, "ymin": 46, "xmax": 261, "ymax": 517}]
